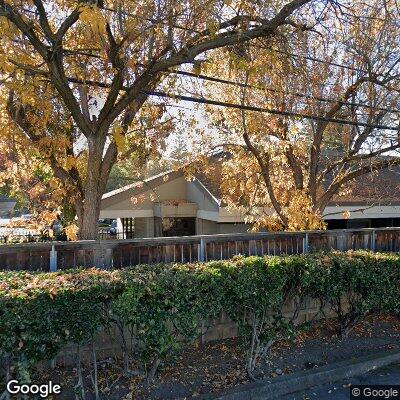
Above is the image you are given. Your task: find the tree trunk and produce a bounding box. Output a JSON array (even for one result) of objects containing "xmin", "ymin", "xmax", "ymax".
[
  {"xmin": 77, "ymin": 139, "xmax": 106, "ymax": 240},
  {"xmin": 79, "ymin": 189, "xmax": 102, "ymax": 240}
]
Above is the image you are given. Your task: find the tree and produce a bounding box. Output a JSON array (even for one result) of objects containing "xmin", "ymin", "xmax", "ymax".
[
  {"xmin": 106, "ymin": 153, "xmax": 173, "ymax": 192},
  {"xmin": 106, "ymin": 117, "xmax": 191, "ymax": 191},
  {"xmin": 0, "ymin": 129, "xmax": 58, "ymax": 215},
  {"xmin": 197, "ymin": 0, "xmax": 400, "ymax": 230},
  {"xmin": 0, "ymin": 0, "xmax": 314, "ymax": 239}
]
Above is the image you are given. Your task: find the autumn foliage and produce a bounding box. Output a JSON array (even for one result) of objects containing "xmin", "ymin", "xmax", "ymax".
[
  {"xmin": 0, "ymin": 0, "xmax": 317, "ymax": 239},
  {"xmin": 195, "ymin": 0, "xmax": 400, "ymax": 231}
]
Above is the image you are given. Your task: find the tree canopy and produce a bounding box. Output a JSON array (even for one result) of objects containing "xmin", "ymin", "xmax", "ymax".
[
  {"xmin": 0, "ymin": 0, "xmax": 316, "ymax": 238},
  {"xmin": 1, "ymin": 0, "xmax": 400, "ymax": 237},
  {"xmin": 195, "ymin": 0, "xmax": 400, "ymax": 230}
]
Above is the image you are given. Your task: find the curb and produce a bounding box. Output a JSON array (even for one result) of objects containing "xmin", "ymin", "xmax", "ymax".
[{"xmin": 200, "ymin": 349, "xmax": 400, "ymax": 400}]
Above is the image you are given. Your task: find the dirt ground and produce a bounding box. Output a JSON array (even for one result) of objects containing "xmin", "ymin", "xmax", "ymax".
[{"xmin": 31, "ymin": 314, "xmax": 400, "ymax": 399}]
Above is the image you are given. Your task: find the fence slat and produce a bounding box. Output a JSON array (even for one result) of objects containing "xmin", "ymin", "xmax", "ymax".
[
  {"xmin": 2, "ymin": 227, "xmax": 400, "ymax": 270},
  {"xmin": 49, "ymin": 245, "xmax": 57, "ymax": 272}
]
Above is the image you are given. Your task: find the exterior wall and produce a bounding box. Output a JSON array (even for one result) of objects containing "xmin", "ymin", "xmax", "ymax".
[
  {"xmin": 131, "ymin": 218, "xmax": 253, "ymax": 238},
  {"xmin": 148, "ymin": 218, "xmax": 155, "ymax": 237},
  {"xmin": 196, "ymin": 219, "xmax": 252, "ymax": 235},
  {"xmin": 100, "ymin": 176, "xmax": 188, "ymax": 219},
  {"xmin": 217, "ymin": 205, "xmax": 400, "ymax": 224},
  {"xmin": 101, "ymin": 169, "xmax": 400, "ymax": 228},
  {"xmin": 136, "ymin": 217, "xmax": 250, "ymax": 238},
  {"xmin": 154, "ymin": 216, "xmax": 162, "ymax": 237},
  {"xmin": 219, "ymin": 207, "xmax": 251, "ymax": 223},
  {"xmin": 0, "ymin": 199, "xmax": 16, "ymax": 216},
  {"xmin": 134, "ymin": 217, "xmax": 154, "ymax": 238},
  {"xmin": 324, "ymin": 205, "xmax": 400, "ymax": 220},
  {"xmin": 327, "ymin": 217, "xmax": 400, "ymax": 230},
  {"xmin": 218, "ymin": 223, "xmax": 252, "ymax": 234},
  {"xmin": 196, "ymin": 218, "xmax": 219, "ymax": 235},
  {"xmin": 154, "ymin": 202, "xmax": 198, "ymax": 218},
  {"xmin": 187, "ymin": 181, "xmax": 219, "ymax": 212}
]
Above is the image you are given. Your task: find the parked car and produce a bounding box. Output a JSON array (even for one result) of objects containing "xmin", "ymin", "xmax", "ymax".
[
  {"xmin": 20, "ymin": 214, "xmax": 34, "ymax": 220},
  {"xmin": 109, "ymin": 220, "xmax": 118, "ymax": 236}
]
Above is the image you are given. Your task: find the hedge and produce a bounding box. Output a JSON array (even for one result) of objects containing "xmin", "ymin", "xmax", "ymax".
[{"xmin": 1, "ymin": 251, "xmax": 400, "ymax": 385}]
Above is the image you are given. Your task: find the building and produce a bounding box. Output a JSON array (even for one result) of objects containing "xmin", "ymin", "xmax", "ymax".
[
  {"xmin": 100, "ymin": 169, "xmax": 252, "ymax": 238},
  {"xmin": 100, "ymin": 163, "xmax": 400, "ymax": 238},
  {"xmin": 0, "ymin": 196, "xmax": 16, "ymax": 218}
]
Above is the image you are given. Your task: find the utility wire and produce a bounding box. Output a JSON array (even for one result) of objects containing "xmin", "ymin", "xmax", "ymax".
[
  {"xmin": 103, "ymin": 6, "xmax": 377, "ymax": 74},
  {"xmin": 61, "ymin": 48, "xmax": 399, "ymax": 114},
  {"xmin": 253, "ymin": 44, "xmax": 367, "ymax": 74},
  {"xmin": 63, "ymin": 52, "xmax": 396, "ymax": 114},
  {"xmin": 63, "ymin": 75, "xmax": 399, "ymax": 131},
  {"xmin": 54, "ymin": 7, "xmax": 398, "ymax": 113},
  {"xmin": 18, "ymin": 4, "xmax": 400, "ymax": 133},
  {"xmin": 170, "ymin": 69, "xmax": 399, "ymax": 114},
  {"xmin": 144, "ymin": 89, "xmax": 400, "ymax": 131},
  {"xmin": 60, "ymin": 35, "xmax": 399, "ymax": 113},
  {"xmin": 24, "ymin": 2, "xmax": 397, "ymax": 76}
]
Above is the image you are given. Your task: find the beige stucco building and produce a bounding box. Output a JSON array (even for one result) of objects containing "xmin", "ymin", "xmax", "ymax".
[
  {"xmin": 100, "ymin": 167, "xmax": 400, "ymax": 238},
  {"xmin": 100, "ymin": 170, "xmax": 253, "ymax": 238}
]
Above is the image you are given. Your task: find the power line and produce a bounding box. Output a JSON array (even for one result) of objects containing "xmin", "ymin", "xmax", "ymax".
[
  {"xmin": 170, "ymin": 69, "xmax": 399, "ymax": 114},
  {"xmin": 59, "ymin": 49, "xmax": 399, "ymax": 114},
  {"xmin": 51, "ymin": 6, "xmax": 398, "ymax": 113},
  {"xmin": 144, "ymin": 89, "xmax": 400, "ymax": 131},
  {"xmin": 24, "ymin": 1, "xmax": 399, "ymax": 77},
  {"xmin": 61, "ymin": 56, "xmax": 399, "ymax": 114},
  {"xmin": 107, "ymin": 5, "xmax": 395, "ymax": 80},
  {"xmin": 17, "ymin": 4, "xmax": 400, "ymax": 131},
  {"xmin": 77, "ymin": 6, "xmax": 380, "ymax": 75},
  {"xmin": 61, "ymin": 42, "xmax": 399, "ymax": 113},
  {"xmin": 254, "ymin": 44, "xmax": 367, "ymax": 74},
  {"xmin": 101, "ymin": 6, "xmax": 387, "ymax": 76},
  {"xmin": 63, "ymin": 75, "xmax": 399, "ymax": 131}
]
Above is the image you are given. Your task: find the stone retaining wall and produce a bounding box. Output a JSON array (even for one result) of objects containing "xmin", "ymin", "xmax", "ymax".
[{"xmin": 52, "ymin": 295, "xmax": 334, "ymax": 368}]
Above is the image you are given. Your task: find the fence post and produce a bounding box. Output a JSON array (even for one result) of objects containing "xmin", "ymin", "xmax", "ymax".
[
  {"xmin": 49, "ymin": 245, "xmax": 57, "ymax": 272},
  {"xmin": 371, "ymin": 229, "xmax": 376, "ymax": 252},
  {"xmin": 199, "ymin": 238, "xmax": 206, "ymax": 262},
  {"xmin": 302, "ymin": 233, "xmax": 309, "ymax": 254}
]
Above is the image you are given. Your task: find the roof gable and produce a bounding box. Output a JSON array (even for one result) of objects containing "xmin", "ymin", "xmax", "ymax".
[
  {"xmin": 102, "ymin": 170, "xmax": 183, "ymax": 201},
  {"xmin": 101, "ymin": 169, "xmax": 221, "ymax": 211}
]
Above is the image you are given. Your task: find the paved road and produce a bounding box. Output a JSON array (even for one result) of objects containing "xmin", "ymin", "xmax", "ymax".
[{"xmin": 281, "ymin": 364, "xmax": 400, "ymax": 400}]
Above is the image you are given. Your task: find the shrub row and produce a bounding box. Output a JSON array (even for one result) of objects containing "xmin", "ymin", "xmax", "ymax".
[{"xmin": 1, "ymin": 251, "xmax": 400, "ymax": 383}]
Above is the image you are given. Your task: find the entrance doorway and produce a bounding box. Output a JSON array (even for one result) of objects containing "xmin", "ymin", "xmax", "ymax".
[{"xmin": 162, "ymin": 217, "xmax": 196, "ymax": 237}]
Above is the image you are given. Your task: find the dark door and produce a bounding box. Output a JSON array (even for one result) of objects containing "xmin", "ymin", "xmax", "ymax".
[{"xmin": 162, "ymin": 217, "xmax": 196, "ymax": 237}]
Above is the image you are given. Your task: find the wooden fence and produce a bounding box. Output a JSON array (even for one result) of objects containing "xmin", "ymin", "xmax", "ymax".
[{"xmin": 1, "ymin": 227, "xmax": 400, "ymax": 271}]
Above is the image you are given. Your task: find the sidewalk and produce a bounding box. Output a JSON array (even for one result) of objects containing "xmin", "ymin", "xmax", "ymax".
[
  {"xmin": 281, "ymin": 363, "xmax": 400, "ymax": 400},
  {"xmin": 205, "ymin": 351, "xmax": 400, "ymax": 400}
]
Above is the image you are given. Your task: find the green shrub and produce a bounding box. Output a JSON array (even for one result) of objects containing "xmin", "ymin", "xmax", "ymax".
[
  {"xmin": 1, "ymin": 251, "xmax": 400, "ymax": 380},
  {"xmin": 111, "ymin": 263, "xmax": 227, "ymax": 374},
  {"xmin": 0, "ymin": 269, "xmax": 122, "ymax": 380},
  {"xmin": 348, "ymin": 252, "xmax": 400, "ymax": 314}
]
